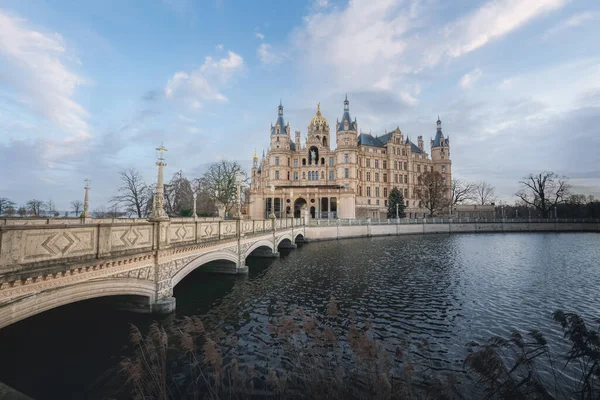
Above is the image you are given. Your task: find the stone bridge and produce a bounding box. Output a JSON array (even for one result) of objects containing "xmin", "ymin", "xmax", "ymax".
[{"xmin": 0, "ymin": 218, "xmax": 306, "ymax": 329}]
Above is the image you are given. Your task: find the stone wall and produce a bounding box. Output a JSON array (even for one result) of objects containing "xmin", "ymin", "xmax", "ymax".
[{"xmin": 305, "ymin": 221, "xmax": 599, "ymax": 241}]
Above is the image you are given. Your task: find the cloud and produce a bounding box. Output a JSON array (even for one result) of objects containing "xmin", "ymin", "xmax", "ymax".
[
  {"xmin": 0, "ymin": 10, "xmax": 91, "ymax": 153},
  {"xmin": 216, "ymin": 43, "xmax": 223, "ymax": 50},
  {"xmin": 426, "ymin": 0, "xmax": 570, "ymax": 64},
  {"xmin": 255, "ymin": 32, "xmax": 265, "ymax": 40},
  {"xmin": 459, "ymin": 68, "xmax": 483, "ymax": 88},
  {"xmin": 314, "ymin": 0, "xmax": 329, "ymax": 8},
  {"xmin": 544, "ymin": 12, "xmax": 598, "ymax": 38},
  {"xmin": 164, "ymin": 50, "xmax": 244, "ymax": 109},
  {"xmin": 257, "ymin": 43, "xmax": 282, "ymax": 65}
]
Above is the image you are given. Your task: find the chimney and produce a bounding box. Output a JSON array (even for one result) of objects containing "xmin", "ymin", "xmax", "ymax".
[
  {"xmin": 295, "ymin": 131, "xmax": 301, "ymax": 150},
  {"xmin": 417, "ymin": 135, "xmax": 424, "ymax": 150}
]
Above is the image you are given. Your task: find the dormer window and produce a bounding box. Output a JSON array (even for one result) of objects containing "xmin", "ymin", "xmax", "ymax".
[{"xmin": 344, "ymin": 121, "xmax": 349, "ymax": 130}]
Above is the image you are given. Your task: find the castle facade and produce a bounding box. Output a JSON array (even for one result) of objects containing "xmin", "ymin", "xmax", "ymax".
[{"xmin": 248, "ymin": 97, "xmax": 451, "ymax": 219}]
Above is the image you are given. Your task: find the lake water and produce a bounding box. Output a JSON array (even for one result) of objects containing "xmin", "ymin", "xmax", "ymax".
[{"xmin": 0, "ymin": 232, "xmax": 598, "ymax": 399}]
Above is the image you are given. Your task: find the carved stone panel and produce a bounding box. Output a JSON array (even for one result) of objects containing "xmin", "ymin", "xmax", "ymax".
[
  {"xmin": 169, "ymin": 223, "xmax": 195, "ymax": 243},
  {"xmin": 198, "ymin": 222, "xmax": 219, "ymax": 240},
  {"xmin": 19, "ymin": 227, "xmax": 97, "ymax": 263},
  {"xmin": 111, "ymin": 225, "xmax": 152, "ymax": 250}
]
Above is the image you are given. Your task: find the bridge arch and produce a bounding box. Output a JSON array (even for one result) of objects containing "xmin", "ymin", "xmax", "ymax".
[
  {"xmin": 294, "ymin": 232, "xmax": 305, "ymax": 243},
  {"xmin": 171, "ymin": 251, "xmax": 239, "ymax": 286},
  {"xmin": 276, "ymin": 233, "xmax": 294, "ymax": 248},
  {"xmin": 244, "ymin": 239, "xmax": 275, "ymax": 259},
  {"xmin": 0, "ymin": 278, "xmax": 156, "ymax": 330}
]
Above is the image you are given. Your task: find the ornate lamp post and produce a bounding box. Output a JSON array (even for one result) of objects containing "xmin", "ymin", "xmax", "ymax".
[
  {"xmin": 83, "ymin": 178, "xmax": 91, "ymax": 218},
  {"xmin": 269, "ymin": 184, "xmax": 276, "ymax": 219},
  {"xmin": 396, "ymin": 203, "xmax": 399, "ymax": 220},
  {"xmin": 192, "ymin": 191, "xmax": 198, "ymax": 219},
  {"xmin": 234, "ymin": 173, "xmax": 243, "ymax": 220},
  {"xmin": 149, "ymin": 144, "xmax": 169, "ymax": 220}
]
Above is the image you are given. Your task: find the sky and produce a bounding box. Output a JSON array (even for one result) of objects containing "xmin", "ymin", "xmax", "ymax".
[{"xmin": 0, "ymin": 0, "xmax": 599, "ymax": 210}]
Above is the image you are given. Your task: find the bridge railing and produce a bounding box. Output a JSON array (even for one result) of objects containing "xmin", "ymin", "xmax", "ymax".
[
  {"xmin": 309, "ymin": 217, "xmax": 600, "ymax": 226},
  {"xmin": 0, "ymin": 218, "xmax": 306, "ymax": 273}
]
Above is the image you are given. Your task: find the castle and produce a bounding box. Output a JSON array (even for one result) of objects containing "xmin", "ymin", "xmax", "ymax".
[{"xmin": 248, "ymin": 96, "xmax": 451, "ymax": 219}]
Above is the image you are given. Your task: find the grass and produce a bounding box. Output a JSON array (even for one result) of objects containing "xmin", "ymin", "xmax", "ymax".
[{"xmin": 119, "ymin": 301, "xmax": 599, "ymax": 400}]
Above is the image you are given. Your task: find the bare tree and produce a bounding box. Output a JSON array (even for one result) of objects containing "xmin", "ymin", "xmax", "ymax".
[
  {"xmin": 198, "ymin": 160, "xmax": 248, "ymax": 216},
  {"xmin": 415, "ymin": 171, "xmax": 449, "ymax": 217},
  {"xmin": 0, "ymin": 197, "xmax": 16, "ymax": 216},
  {"xmin": 71, "ymin": 200, "xmax": 83, "ymax": 216},
  {"xmin": 92, "ymin": 205, "xmax": 107, "ymax": 218},
  {"xmin": 450, "ymin": 180, "xmax": 475, "ymax": 215},
  {"xmin": 473, "ymin": 181, "xmax": 496, "ymax": 205},
  {"xmin": 111, "ymin": 168, "xmax": 152, "ymax": 218},
  {"xmin": 5, "ymin": 206, "xmax": 16, "ymax": 217},
  {"xmin": 46, "ymin": 199, "xmax": 57, "ymax": 217},
  {"xmin": 26, "ymin": 199, "xmax": 45, "ymax": 216},
  {"xmin": 515, "ymin": 171, "xmax": 570, "ymax": 218},
  {"xmin": 17, "ymin": 206, "xmax": 27, "ymax": 217},
  {"xmin": 164, "ymin": 170, "xmax": 194, "ymax": 216}
]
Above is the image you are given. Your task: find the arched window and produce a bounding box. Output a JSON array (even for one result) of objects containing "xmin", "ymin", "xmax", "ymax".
[
  {"xmin": 302, "ymin": 158, "xmax": 306, "ymax": 166},
  {"xmin": 323, "ymin": 137, "xmax": 327, "ymax": 146},
  {"xmin": 321, "ymin": 157, "xmax": 325, "ymax": 165},
  {"xmin": 321, "ymin": 171, "xmax": 325, "ymax": 179}
]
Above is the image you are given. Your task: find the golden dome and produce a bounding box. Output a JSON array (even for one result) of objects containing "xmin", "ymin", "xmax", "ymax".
[{"xmin": 310, "ymin": 103, "xmax": 328, "ymax": 126}]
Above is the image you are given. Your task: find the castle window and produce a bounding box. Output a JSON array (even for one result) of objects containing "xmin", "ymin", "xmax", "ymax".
[
  {"xmin": 443, "ymin": 178, "xmax": 446, "ymax": 185},
  {"xmin": 329, "ymin": 157, "xmax": 334, "ymax": 166},
  {"xmin": 384, "ymin": 200, "xmax": 388, "ymax": 206},
  {"xmin": 383, "ymin": 160, "xmax": 387, "ymax": 169},
  {"xmin": 344, "ymin": 153, "xmax": 349, "ymax": 163},
  {"xmin": 375, "ymin": 187, "xmax": 380, "ymax": 197},
  {"xmin": 376, "ymin": 199, "xmax": 380, "ymax": 205},
  {"xmin": 302, "ymin": 158, "xmax": 306, "ymax": 166},
  {"xmin": 294, "ymin": 159, "xmax": 299, "ymax": 167},
  {"xmin": 294, "ymin": 172, "xmax": 299, "ymax": 181},
  {"xmin": 366, "ymin": 159, "xmax": 371, "ymax": 168},
  {"xmin": 442, "ymin": 166, "xmax": 446, "ymax": 173},
  {"xmin": 383, "ymin": 173, "xmax": 387, "ymax": 183},
  {"xmin": 366, "ymin": 172, "xmax": 371, "ymax": 181},
  {"xmin": 404, "ymin": 175, "xmax": 408, "ymax": 184},
  {"xmin": 323, "ymin": 137, "xmax": 327, "ymax": 146},
  {"xmin": 275, "ymin": 171, "xmax": 280, "ymax": 180},
  {"xmin": 395, "ymin": 174, "xmax": 399, "ymax": 184},
  {"xmin": 368, "ymin": 199, "xmax": 371, "ymax": 205},
  {"xmin": 321, "ymin": 171, "xmax": 324, "ymax": 179},
  {"xmin": 375, "ymin": 160, "xmax": 379, "ymax": 169},
  {"xmin": 344, "ymin": 168, "xmax": 349, "ymax": 178},
  {"xmin": 417, "ymin": 165, "xmax": 421, "ymax": 173},
  {"xmin": 321, "ymin": 157, "xmax": 325, "ymax": 165},
  {"xmin": 329, "ymin": 171, "xmax": 334, "ymax": 180},
  {"xmin": 402, "ymin": 149, "xmax": 406, "ymax": 156},
  {"xmin": 394, "ymin": 161, "xmax": 398, "ymax": 170},
  {"xmin": 316, "ymin": 171, "xmax": 319, "ymax": 181},
  {"xmin": 375, "ymin": 173, "xmax": 379, "ymax": 182},
  {"xmin": 359, "ymin": 186, "xmax": 362, "ymax": 196},
  {"xmin": 275, "ymin": 157, "xmax": 280, "ymax": 166},
  {"xmin": 288, "ymin": 158, "xmax": 290, "ymax": 166},
  {"xmin": 406, "ymin": 200, "xmax": 410, "ymax": 207},
  {"xmin": 384, "ymin": 188, "xmax": 388, "ymax": 197},
  {"xmin": 430, "ymin": 166, "xmax": 434, "ymax": 172},
  {"xmin": 303, "ymin": 171, "xmax": 306, "ymax": 179},
  {"xmin": 404, "ymin": 162, "xmax": 407, "ymax": 170},
  {"xmin": 367, "ymin": 187, "xmax": 371, "ymax": 197}
]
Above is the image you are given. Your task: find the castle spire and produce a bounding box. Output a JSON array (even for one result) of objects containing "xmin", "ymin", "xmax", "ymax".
[
  {"xmin": 437, "ymin": 116, "xmax": 442, "ymax": 131},
  {"xmin": 278, "ymin": 100, "xmax": 283, "ymax": 116},
  {"xmin": 344, "ymin": 94, "xmax": 349, "ymax": 111}
]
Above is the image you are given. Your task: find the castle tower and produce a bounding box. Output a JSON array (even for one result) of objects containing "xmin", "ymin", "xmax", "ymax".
[
  {"xmin": 430, "ymin": 116, "xmax": 451, "ymax": 190},
  {"xmin": 334, "ymin": 95, "xmax": 359, "ymax": 191}
]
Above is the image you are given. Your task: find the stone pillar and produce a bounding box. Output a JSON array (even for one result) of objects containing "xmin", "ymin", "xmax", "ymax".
[
  {"xmin": 192, "ymin": 192, "xmax": 198, "ymax": 220},
  {"xmin": 217, "ymin": 203, "xmax": 226, "ymax": 219},
  {"xmin": 82, "ymin": 178, "xmax": 91, "ymax": 219},
  {"xmin": 149, "ymin": 145, "xmax": 169, "ymax": 221}
]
